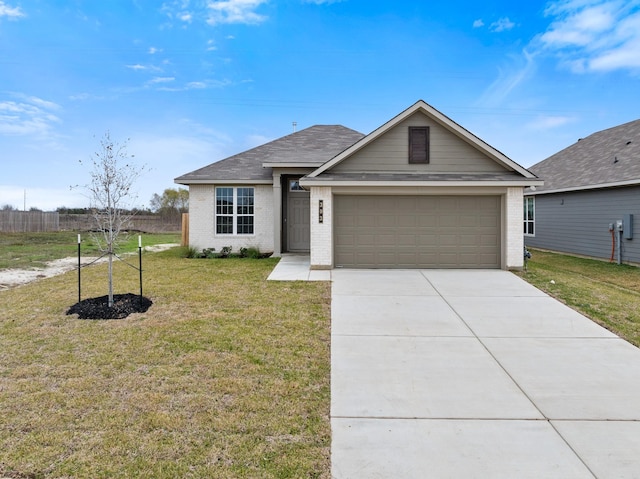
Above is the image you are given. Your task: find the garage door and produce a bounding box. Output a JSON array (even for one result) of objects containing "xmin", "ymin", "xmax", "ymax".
[{"xmin": 334, "ymin": 195, "xmax": 501, "ymax": 268}]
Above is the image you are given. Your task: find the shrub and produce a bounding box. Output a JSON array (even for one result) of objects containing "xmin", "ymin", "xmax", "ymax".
[
  {"xmin": 177, "ymin": 246, "xmax": 198, "ymax": 258},
  {"xmin": 244, "ymin": 247, "xmax": 262, "ymax": 259},
  {"xmin": 202, "ymin": 248, "xmax": 217, "ymax": 259}
]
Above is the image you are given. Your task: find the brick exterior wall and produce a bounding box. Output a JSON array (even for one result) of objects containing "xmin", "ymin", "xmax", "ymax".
[
  {"xmin": 309, "ymin": 186, "xmax": 333, "ymax": 269},
  {"xmin": 188, "ymin": 184, "xmax": 275, "ymax": 254},
  {"xmin": 505, "ymin": 187, "xmax": 524, "ymax": 269}
]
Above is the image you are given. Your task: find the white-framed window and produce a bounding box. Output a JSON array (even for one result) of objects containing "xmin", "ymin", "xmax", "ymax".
[
  {"xmin": 216, "ymin": 187, "xmax": 254, "ymax": 235},
  {"xmin": 524, "ymin": 197, "xmax": 535, "ymax": 236}
]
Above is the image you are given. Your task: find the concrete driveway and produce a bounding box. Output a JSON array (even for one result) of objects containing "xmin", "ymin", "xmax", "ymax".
[{"xmin": 331, "ymin": 269, "xmax": 640, "ymax": 478}]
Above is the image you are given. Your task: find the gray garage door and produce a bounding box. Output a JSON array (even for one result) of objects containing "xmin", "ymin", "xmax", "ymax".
[{"xmin": 334, "ymin": 195, "xmax": 501, "ymax": 268}]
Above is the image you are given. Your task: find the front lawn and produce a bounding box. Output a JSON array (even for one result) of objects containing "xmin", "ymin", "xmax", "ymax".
[
  {"xmin": 517, "ymin": 248, "xmax": 640, "ymax": 347},
  {"xmin": 0, "ymin": 248, "xmax": 331, "ymax": 478},
  {"xmin": 0, "ymin": 232, "xmax": 181, "ymax": 270}
]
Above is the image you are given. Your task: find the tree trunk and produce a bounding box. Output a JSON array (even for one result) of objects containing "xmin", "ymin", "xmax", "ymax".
[{"xmin": 108, "ymin": 245, "xmax": 114, "ymax": 308}]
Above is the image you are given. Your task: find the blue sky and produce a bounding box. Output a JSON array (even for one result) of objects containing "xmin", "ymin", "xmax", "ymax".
[{"xmin": 1, "ymin": 0, "xmax": 639, "ymax": 210}]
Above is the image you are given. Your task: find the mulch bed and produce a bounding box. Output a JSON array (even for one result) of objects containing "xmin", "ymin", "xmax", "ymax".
[{"xmin": 66, "ymin": 293, "xmax": 152, "ymax": 320}]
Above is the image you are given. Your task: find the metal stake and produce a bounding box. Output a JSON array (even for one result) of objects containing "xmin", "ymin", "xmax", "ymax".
[
  {"xmin": 138, "ymin": 235, "xmax": 143, "ymax": 307},
  {"xmin": 77, "ymin": 233, "xmax": 81, "ymax": 303}
]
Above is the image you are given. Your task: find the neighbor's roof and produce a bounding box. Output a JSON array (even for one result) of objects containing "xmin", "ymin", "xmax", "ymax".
[
  {"xmin": 528, "ymin": 119, "xmax": 640, "ymax": 195},
  {"xmin": 175, "ymin": 125, "xmax": 364, "ymax": 184}
]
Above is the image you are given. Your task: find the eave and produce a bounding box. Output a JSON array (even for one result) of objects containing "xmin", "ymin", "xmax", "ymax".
[
  {"xmin": 300, "ymin": 178, "xmax": 544, "ymax": 188},
  {"xmin": 525, "ymin": 178, "xmax": 640, "ymax": 196},
  {"xmin": 262, "ymin": 162, "xmax": 323, "ymax": 169},
  {"xmin": 174, "ymin": 179, "xmax": 273, "ymax": 186}
]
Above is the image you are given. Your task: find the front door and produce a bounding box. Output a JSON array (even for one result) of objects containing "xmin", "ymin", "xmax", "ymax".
[{"xmin": 286, "ymin": 179, "xmax": 310, "ymax": 252}]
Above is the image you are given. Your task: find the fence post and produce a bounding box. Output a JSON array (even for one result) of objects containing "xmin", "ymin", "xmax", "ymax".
[{"xmin": 181, "ymin": 213, "xmax": 189, "ymax": 246}]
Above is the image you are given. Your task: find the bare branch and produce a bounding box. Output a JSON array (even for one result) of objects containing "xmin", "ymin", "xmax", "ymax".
[{"xmin": 79, "ymin": 131, "xmax": 147, "ymax": 306}]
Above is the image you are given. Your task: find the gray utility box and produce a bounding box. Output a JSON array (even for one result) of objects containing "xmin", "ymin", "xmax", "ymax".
[{"xmin": 623, "ymin": 214, "xmax": 634, "ymax": 240}]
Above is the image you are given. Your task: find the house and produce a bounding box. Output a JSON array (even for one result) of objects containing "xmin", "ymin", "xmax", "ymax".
[
  {"xmin": 175, "ymin": 100, "xmax": 541, "ymax": 270},
  {"xmin": 524, "ymin": 119, "xmax": 640, "ymax": 264}
]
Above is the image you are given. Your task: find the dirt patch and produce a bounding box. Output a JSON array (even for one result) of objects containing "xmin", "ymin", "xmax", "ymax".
[
  {"xmin": 67, "ymin": 293, "xmax": 153, "ymax": 320},
  {"xmin": 0, "ymin": 244, "xmax": 177, "ymax": 291}
]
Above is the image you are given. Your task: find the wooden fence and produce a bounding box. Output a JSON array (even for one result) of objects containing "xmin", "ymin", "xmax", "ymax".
[
  {"xmin": 0, "ymin": 211, "xmax": 59, "ymax": 232},
  {"xmin": 58, "ymin": 214, "xmax": 181, "ymax": 233},
  {"xmin": 0, "ymin": 212, "xmax": 181, "ymax": 233}
]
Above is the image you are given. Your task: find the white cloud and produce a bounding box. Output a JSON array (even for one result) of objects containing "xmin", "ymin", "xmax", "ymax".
[
  {"xmin": 490, "ymin": 17, "xmax": 515, "ymax": 32},
  {"xmin": 206, "ymin": 0, "xmax": 268, "ymax": 25},
  {"xmin": 476, "ymin": 49, "xmax": 536, "ymax": 107},
  {"xmin": 0, "ymin": 95, "xmax": 61, "ymax": 137},
  {"xmin": 526, "ymin": 115, "xmax": 576, "ymax": 130},
  {"xmin": 538, "ymin": 0, "xmax": 640, "ymax": 72},
  {"xmin": 161, "ymin": 0, "xmax": 267, "ymax": 26},
  {"xmin": 148, "ymin": 47, "xmax": 162, "ymax": 54},
  {"xmin": 127, "ymin": 64, "xmax": 147, "ymax": 70},
  {"xmin": 0, "ymin": 1, "xmax": 24, "ymax": 18},
  {"xmin": 154, "ymin": 78, "xmax": 232, "ymax": 92},
  {"xmin": 149, "ymin": 76, "xmax": 175, "ymax": 84},
  {"xmin": 473, "ymin": 19, "xmax": 484, "ymax": 28},
  {"xmin": 161, "ymin": 1, "xmax": 192, "ymax": 22}
]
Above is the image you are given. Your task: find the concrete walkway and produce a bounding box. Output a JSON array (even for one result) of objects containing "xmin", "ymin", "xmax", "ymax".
[
  {"xmin": 331, "ymin": 269, "xmax": 640, "ymax": 479},
  {"xmin": 267, "ymin": 254, "xmax": 331, "ymax": 281},
  {"xmin": 268, "ymin": 259, "xmax": 640, "ymax": 477}
]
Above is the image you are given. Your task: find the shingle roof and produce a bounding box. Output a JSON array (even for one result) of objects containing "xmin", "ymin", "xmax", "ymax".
[
  {"xmin": 175, "ymin": 125, "xmax": 364, "ymax": 183},
  {"xmin": 529, "ymin": 119, "xmax": 640, "ymax": 193}
]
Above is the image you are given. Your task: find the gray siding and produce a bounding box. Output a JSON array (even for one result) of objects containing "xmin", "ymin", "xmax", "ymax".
[
  {"xmin": 332, "ymin": 112, "xmax": 506, "ymax": 174},
  {"xmin": 525, "ymin": 185, "xmax": 640, "ymax": 264}
]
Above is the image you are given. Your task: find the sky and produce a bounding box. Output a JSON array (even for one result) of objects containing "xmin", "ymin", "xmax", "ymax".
[{"xmin": 1, "ymin": 0, "xmax": 640, "ymax": 211}]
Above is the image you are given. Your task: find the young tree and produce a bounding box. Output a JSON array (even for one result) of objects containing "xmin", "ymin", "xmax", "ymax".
[{"xmin": 81, "ymin": 132, "xmax": 146, "ymax": 307}]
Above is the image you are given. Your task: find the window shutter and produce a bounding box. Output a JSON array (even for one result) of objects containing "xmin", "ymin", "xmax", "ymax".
[{"xmin": 409, "ymin": 127, "xmax": 429, "ymax": 164}]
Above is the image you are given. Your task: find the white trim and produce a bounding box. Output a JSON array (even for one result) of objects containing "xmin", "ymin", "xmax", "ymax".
[
  {"xmin": 215, "ymin": 186, "xmax": 255, "ymax": 236},
  {"xmin": 525, "ymin": 178, "xmax": 640, "ymax": 196},
  {"xmin": 300, "ymin": 179, "xmax": 544, "ymax": 188},
  {"xmin": 262, "ymin": 162, "xmax": 324, "ymax": 168},
  {"xmin": 524, "ymin": 196, "xmax": 535, "ymax": 237},
  {"xmin": 176, "ymin": 179, "xmax": 272, "ymax": 185},
  {"xmin": 306, "ymin": 100, "xmax": 538, "ymax": 179}
]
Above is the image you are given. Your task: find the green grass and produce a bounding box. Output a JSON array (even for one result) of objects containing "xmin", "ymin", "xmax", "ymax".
[
  {"xmin": 0, "ymin": 248, "xmax": 331, "ymax": 478},
  {"xmin": 517, "ymin": 249, "xmax": 640, "ymax": 347},
  {"xmin": 0, "ymin": 232, "xmax": 181, "ymax": 270}
]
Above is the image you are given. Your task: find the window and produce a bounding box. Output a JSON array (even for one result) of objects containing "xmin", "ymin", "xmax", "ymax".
[
  {"xmin": 289, "ymin": 179, "xmax": 305, "ymax": 191},
  {"xmin": 524, "ymin": 197, "xmax": 535, "ymax": 235},
  {"xmin": 216, "ymin": 187, "xmax": 254, "ymax": 235},
  {"xmin": 409, "ymin": 126, "xmax": 430, "ymax": 164}
]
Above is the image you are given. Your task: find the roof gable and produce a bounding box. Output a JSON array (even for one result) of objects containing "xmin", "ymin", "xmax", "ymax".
[
  {"xmin": 529, "ymin": 119, "xmax": 640, "ymax": 194},
  {"xmin": 330, "ymin": 110, "xmax": 507, "ymax": 174},
  {"xmin": 307, "ymin": 100, "xmax": 536, "ymax": 179}
]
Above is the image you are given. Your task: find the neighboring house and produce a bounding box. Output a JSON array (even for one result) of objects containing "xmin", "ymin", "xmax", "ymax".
[
  {"xmin": 175, "ymin": 100, "xmax": 541, "ymax": 270},
  {"xmin": 524, "ymin": 119, "xmax": 640, "ymax": 264}
]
